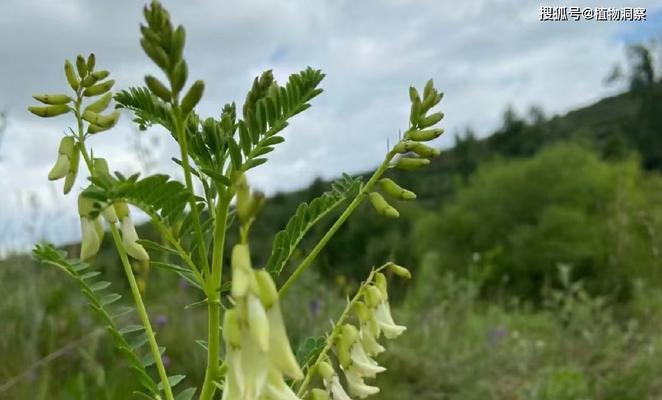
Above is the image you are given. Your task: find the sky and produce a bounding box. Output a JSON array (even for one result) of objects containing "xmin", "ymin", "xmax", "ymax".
[{"xmin": 0, "ymin": 0, "xmax": 660, "ymax": 255}]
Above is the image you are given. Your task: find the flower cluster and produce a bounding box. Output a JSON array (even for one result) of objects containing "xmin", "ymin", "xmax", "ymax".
[
  {"xmin": 312, "ymin": 267, "xmax": 409, "ymax": 400},
  {"xmin": 78, "ymin": 159, "xmax": 149, "ymax": 262},
  {"xmin": 222, "ymin": 243, "xmax": 304, "ymax": 400}
]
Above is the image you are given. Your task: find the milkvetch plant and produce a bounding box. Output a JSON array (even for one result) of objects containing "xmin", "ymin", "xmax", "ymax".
[{"xmin": 28, "ymin": 2, "xmax": 445, "ymax": 399}]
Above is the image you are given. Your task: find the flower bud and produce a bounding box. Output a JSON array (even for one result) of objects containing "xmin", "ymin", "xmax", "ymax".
[
  {"xmin": 375, "ymin": 272, "xmax": 388, "ymax": 298},
  {"xmin": 140, "ymin": 38, "xmax": 170, "ymax": 71},
  {"xmin": 317, "ymin": 362, "xmax": 335, "ymax": 381},
  {"xmin": 181, "ymin": 80, "xmax": 204, "ymax": 115},
  {"xmin": 231, "ymin": 244, "xmax": 252, "ymax": 298},
  {"xmin": 82, "ymin": 110, "xmax": 120, "ymax": 129},
  {"xmin": 63, "ymin": 143, "xmax": 80, "ymax": 194},
  {"xmin": 85, "ymin": 92, "xmax": 113, "ymax": 113},
  {"xmin": 83, "ymin": 80, "xmax": 115, "ymax": 97},
  {"xmin": 368, "ymin": 192, "xmax": 399, "ymax": 218},
  {"xmin": 353, "ymin": 301, "xmax": 371, "ymax": 323},
  {"xmin": 64, "ymin": 60, "xmax": 79, "ymax": 90},
  {"xmin": 81, "ymin": 74, "xmax": 99, "ymax": 87},
  {"xmin": 409, "ymin": 128, "xmax": 443, "ymax": 142},
  {"xmin": 418, "ymin": 112, "xmax": 444, "ymax": 129},
  {"xmin": 365, "ymin": 286, "xmax": 383, "ymax": 308},
  {"xmin": 411, "ymin": 142, "xmax": 440, "ymax": 158},
  {"xmin": 336, "ymin": 324, "xmax": 358, "ymax": 368},
  {"xmin": 32, "ymin": 94, "xmax": 72, "ymax": 105},
  {"xmin": 171, "ymin": 25, "xmax": 186, "ymax": 63},
  {"xmin": 48, "ymin": 137, "xmax": 75, "ymax": 181},
  {"xmin": 423, "ymin": 79, "xmax": 434, "ymax": 100},
  {"xmin": 28, "ymin": 105, "xmax": 70, "ymax": 118},
  {"xmin": 145, "ymin": 75, "xmax": 172, "ymax": 102},
  {"xmin": 92, "ymin": 70, "xmax": 110, "ymax": 80},
  {"xmin": 76, "ymin": 54, "xmax": 88, "ymax": 77},
  {"xmin": 86, "ymin": 53, "xmax": 96, "ymax": 73},
  {"xmin": 394, "ymin": 157, "xmax": 430, "ymax": 171},
  {"xmin": 235, "ymin": 173, "xmax": 265, "ymax": 224},
  {"xmin": 388, "ymin": 263, "xmax": 412, "ymax": 279},
  {"xmin": 408, "ymin": 86, "xmax": 420, "ymax": 103},
  {"xmin": 171, "ymin": 60, "xmax": 188, "ymax": 94},
  {"xmin": 114, "ymin": 202, "xmax": 130, "ymax": 219},
  {"xmin": 378, "ymin": 178, "xmax": 416, "ymax": 201},
  {"xmin": 409, "ymin": 96, "xmax": 421, "ymax": 127},
  {"xmin": 420, "ymin": 89, "xmax": 439, "ymax": 113},
  {"xmin": 78, "ymin": 194, "xmax": 97, "ymax": 217},
  {"xmin": 255, "ymin": 269, "xmax": 278, "ymax": 309}
]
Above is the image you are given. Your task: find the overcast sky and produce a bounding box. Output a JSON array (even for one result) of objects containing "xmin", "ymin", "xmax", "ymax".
[{"xmin": 0, "ymin": 0, "xmax": 660, "ymax": 255}]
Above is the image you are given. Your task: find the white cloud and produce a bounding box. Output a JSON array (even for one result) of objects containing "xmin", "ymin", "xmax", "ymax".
[{"xmin": 0, "ymin": 0, "xmax": 661, "ymax": 253}]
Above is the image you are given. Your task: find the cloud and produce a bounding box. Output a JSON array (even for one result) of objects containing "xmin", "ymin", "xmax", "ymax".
[{"xmin": 1, "ymin": 0, "xmax": 661, "ymax": 253}]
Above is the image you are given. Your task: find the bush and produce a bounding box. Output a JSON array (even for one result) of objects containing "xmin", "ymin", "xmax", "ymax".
[{"xmin": 414, "ymin": 143, "xmax": 661, "ymax": 301}]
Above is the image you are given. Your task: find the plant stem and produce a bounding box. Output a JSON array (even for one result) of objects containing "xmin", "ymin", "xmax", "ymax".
[
  {"xmin": 199, "ymin": 195, "xmax": 232, "ymax": 400},
  {"xmin": 111, "ymin": 225, "xmax": 175, "ymax": 400},
  {"xmin": 173, "ymin": 109, "xmax": 211, "ymax": 277},
  {"xmin": 279, "ymin": 150, "xmax": 397, "ymax": 296},
  {"xmin": 198, "ymin": 297, "xmax": 220, "ymax": 400},
  {"xmin": 73, "ymin": 93, "xmax": 174, "ymax": 400}
]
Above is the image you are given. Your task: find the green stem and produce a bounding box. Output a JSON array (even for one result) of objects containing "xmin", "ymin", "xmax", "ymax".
[
  {"xmin": 199, "ymin": 195, "xmax": 232, "ymax": 400},
  {"xmin": 279, "ymin": 150, "xmax": 397, "ymax": 296},
  {"xmin": 173, "ymin": 109, "xmax": 210, "ymax": 277},
  {"xmin": 111, "ymin": 225, "xmax": 175, "ymax": 400},
  {"xmin": 198, "ymin": 297, "xmax": 221, "ymax": 400},
  {"xmin": 73, "ymin": 93, "xmax": 174, "ymax": 400}
]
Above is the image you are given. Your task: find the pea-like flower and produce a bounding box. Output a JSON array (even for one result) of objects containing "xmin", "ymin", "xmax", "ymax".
[
  {"xmin": 221, "ymin": 245, "xmax": 304, "ymax": 400},
  {"xmin": 344, "ymin": 367, "xmax": 380, "ymax": 399},
  {"xmin": 317, "ymin": 361, "xmax": 352, "ymax": 400},
  {"xmin": 365, "ymin": 283, "xmax": 406, "ymax": 339},
  {"xmin": 78, "ymin": 194, "xmax": 103, "ymax": 260},
  {"xmin": 115, "ymin": 202, "xmax": 149, "ymax": 261},
  {"xmin": 48, "ymin": 136, "xmax": 75, "ymax": 181}
]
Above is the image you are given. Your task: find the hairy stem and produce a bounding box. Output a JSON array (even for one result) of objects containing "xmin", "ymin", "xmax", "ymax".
[
  {"xmin": 173, "ymin": 109, "xmax": 211, "ymax": 277},
  {"xmin": 279, "ymin": 150, "xmax": 397, "ymax": 296},
  {"xmin": 199, "ymin": 195, "xmax": 232, "ymax": 400},
  {"xmin": 73, "ymin": 94, "xmax": 174, "ymax": 400},
  {"xmin": 111, "ymin": 225, "xmax": 175, "ymax": 400}
]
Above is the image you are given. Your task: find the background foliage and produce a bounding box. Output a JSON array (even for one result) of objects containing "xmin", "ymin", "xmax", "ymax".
[{"xmin": 2, "ymin": 42, "xmax": 662, "ymax": 399}]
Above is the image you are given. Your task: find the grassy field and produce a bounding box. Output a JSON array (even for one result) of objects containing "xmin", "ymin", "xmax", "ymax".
[{"xmin": 3, "ymin": 247, "xmax": 662, "ymax": 399}]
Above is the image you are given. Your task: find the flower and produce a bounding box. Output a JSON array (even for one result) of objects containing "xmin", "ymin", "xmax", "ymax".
[
  {"xmin": 221, "ymin": 246, "xmax": 304, "ymax": 400},
  {"xmin": 318, "ymin": 361, "xmax": 352, "ymax": 400},
  {"xmin": 78, "ymin": 194, "xmax": 102, "ymax": 260},
  {"xmin": 48, "ymin": 136, "xmax": 75, "ymax": 181},
  {"xmin": 79, "ymin": 216, "xmax": 102, "ymax": 260},
  {"xmin": 365, "ymin": 284, "xmax": 406, "ymax": 340},
  {"xmin": 115, "ymin": 202, "xmax": 149, "ymax": 261},
  {"xmin": 255, "ymin": 270, "xmax": 304, "ymax": 380},
  {"xmin": 344, "ymin": 366, "xmax": 379, "ymax": 398},
  {"xmin": 247, "ymin": 292, "xmax": 270, "ymax": 352},
  {"xmin": 263, "ymin": 367, "xmax": 300, "ymax": 400}
]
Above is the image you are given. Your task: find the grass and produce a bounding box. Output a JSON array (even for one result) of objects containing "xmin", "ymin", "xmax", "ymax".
[{"xmin": 3, "ymin": 248, "xmax": 662, "ymax": 399}]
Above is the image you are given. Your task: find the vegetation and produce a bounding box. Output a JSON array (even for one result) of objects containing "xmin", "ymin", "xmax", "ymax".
[{"xmin": 2, "ymin": 5, "xmax": 662, "ymax": 400}]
